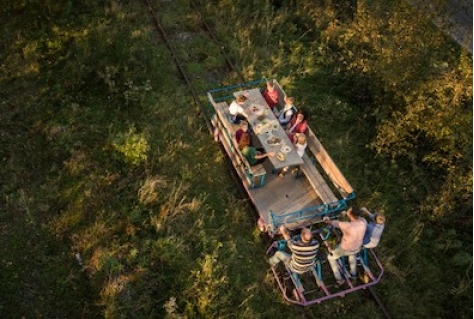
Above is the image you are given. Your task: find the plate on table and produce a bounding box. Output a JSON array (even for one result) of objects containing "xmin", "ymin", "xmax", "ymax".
[
  {"xmin": 266, "ymin": 136, "xmax": 282, "ymax": 145},
  {"xmin": 280, "ymin": 144, "xmax": 292, "ymax": 154},
  {"xmin": 249, "ymin": 103, "xmax": 264, "ymax": 116},
  {"xmin": 255, "ymin": 123, "xmax": 270, "ymax": 135},
  {"xmin": 271, "ymin": 120, "xmax": 280, "ymax": 132},
  {"xmin": 277, "ymin": 152, "xmax": 286, "ymax": 162}
]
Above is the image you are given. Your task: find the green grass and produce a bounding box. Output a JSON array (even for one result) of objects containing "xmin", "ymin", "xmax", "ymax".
[{"xmin": 0, "ymin": 0, "xmax": 471, "ymax": 318}]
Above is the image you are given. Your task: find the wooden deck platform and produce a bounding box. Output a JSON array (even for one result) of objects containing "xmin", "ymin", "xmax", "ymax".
[
  {"xmin": 207, "ymin": 81, "xmax": 354, "ymax": 234},
  {"xmin": 248, "ymin": 161, "xmax": 323, "ymax": 231}
]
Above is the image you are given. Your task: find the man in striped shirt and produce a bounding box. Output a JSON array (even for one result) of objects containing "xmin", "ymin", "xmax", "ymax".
[{"xmin": 268, "ymin": 226, "xmax": 320, "ymax": 274}]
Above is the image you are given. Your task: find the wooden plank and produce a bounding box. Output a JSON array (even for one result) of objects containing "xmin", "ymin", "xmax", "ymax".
[
  {"xmin": 300, "ymin": 154, "xmax": 338, "ymax": 204},
  {"xmin": 249, "ymin": 163, "xmax": 322, "ymax": 231},
  {"xmin": 305, "ymin": 128, "xmax": 354, "ymax": 197}
]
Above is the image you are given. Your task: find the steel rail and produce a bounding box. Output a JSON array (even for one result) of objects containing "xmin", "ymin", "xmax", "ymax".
[
  {"xmin": 188, "ymin": 0, "xmax": 246, "ymax": 84},
  {"xmin": 369, "ymin": 286, "xmax": 393, "ymax": 319},
  {"xmin": 142, "ymin": 0, "xmax": 249, "ymax": 200},
  {"xmin": 143, "ymin": 0, "xmax": 213, "ymax": 133}
]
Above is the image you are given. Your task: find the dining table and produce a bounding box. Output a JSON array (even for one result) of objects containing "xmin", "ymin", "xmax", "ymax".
[{"xmin": 233, "ymin": 88, "xmax": 304, "ymax": 171}]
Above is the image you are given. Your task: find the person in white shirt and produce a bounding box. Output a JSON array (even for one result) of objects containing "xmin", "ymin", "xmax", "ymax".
[
  {"xmin": 278, "ymin": 96, "xmax": 296, "ymax": 126},
  {"xmin": 229, "ymin": 95, "xmax": 249, "ymax": 124},
  {"xmin": 323, "ymin": 207, "xmax": 367, "ymax": 286},
  {"xmin": 282, "ymin": 133, "xmax": 307, "ymax": 178},
  {"xmin": 294, "ymin": 133, "xmax": 307, "ymax": 158},
  {"xmin": 361, "ymin": 207, "xmax": 385, "ymax": 249}
]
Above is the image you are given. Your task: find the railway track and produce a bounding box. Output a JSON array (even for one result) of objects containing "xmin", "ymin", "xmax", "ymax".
[
  {"xmin": 143, "ymin": 0, "xmax": 392, "ymax": 317},
  {"xmin": 142, "ymin": 0, "xmax": 252, "ymax": 199}
]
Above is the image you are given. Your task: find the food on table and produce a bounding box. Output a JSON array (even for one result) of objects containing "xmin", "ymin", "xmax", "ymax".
[{"xmin": 277, "ymin": 152, "xmax": 286, "ymax": 162}]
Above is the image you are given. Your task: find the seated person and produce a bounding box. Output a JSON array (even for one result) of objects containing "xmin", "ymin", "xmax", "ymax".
[
  {"xmin": 278, "ymin": 131, "xmax": 308, "ymax": 178},
  {"xmin": 262, "ymin": 80, "xmax": 279, "ymax": 110},
  {"xmin": 239, "ymin": 132, "xmax": 275, "ymax": 166},
  {"xmin": 287, "ymin": 133, "xmax": 308, "ymax": 177},
  {"xmin": 294, "ymin": 133, "xmax": 307, "ymax": 158},
  {"xmin": 268, "ymin": 225, "xmax": 320, "ymax": 274},
  {"xmin": 286, "ymin": 110, "xmax": 308, "ymax": 143},
  {"xmin": 278, "ymin": 96, "xmax": 296, "ymax": 126},
  {"xmin": 229, "ymin": 95, "xmax": 249, "ymax": 124},
  {"xmin": 235, "ymin": 120, "xmax": 250, "ymax": 144},
  {"xmin": 361, "ymin": 207, "xmax": 386, "ymax": 249}
]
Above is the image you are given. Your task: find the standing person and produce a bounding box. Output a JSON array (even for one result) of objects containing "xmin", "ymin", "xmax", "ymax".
[
  {"xmin": 229, "ymin": 95, "xmax": 249, "ymax": 124},
  {"xmin": 262, "ymin": 80, "xmax": 280, "ymax": 110},
  {"xmin": 239, "ymin": 132, "xmax": 275, "ymax": 166},
  {"xmin": 278, "ymin": 96, "xmax": 296, "ymax": 126},
  {"xmin": 323, "ymin": 206, "xmax": 367, "ymax": 286},
  {"xmin": 268, "ymin": 225, "xmax": 320, "ymax": 274},
  {"xmin": 361, "ymin": 207, "xmax": 386, "ymax": 249}
]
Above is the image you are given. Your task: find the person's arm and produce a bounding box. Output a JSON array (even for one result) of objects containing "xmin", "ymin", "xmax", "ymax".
[
  {"xmin": 361, "ymin": 207, "xmax": 375, "ymax": 222},
  {"xmin": 254, "ymin": 151, "xmax": 275, "ymax": 160},
  {"xmin": 288, "ymin": 122, "xmax": 298, "ymax": 133},
  {"xmin": 299, "ymin": 120, "xmax": 308, "ymax": 133},
  {"xmin": 323, "ymin": 216, "xmax": 340, "ymax": 229},
  {"xmin": 279, "ymin": 225, "xmax": 291, "ymax": 241},
  {"xmin": 279, "ymin": 108, "xmax": 293, "ymax": 125},
  {"xmin": 237, "ymin": 105, "xmax": 250, "ymax": 119}
]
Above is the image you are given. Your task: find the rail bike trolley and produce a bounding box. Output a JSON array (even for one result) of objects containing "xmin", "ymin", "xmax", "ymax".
[{"xmin": 206, "ymin": 79, "xmax": 383, "ymax": 305}]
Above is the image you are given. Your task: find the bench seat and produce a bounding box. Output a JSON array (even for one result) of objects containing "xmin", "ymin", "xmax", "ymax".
[
  {"xmin": 213, "ymin": 100, "xmax": 267, "ymax": 188},
  {"xmin": 300, "ymin": 154, "xmax": 338, "ymax": 204}
]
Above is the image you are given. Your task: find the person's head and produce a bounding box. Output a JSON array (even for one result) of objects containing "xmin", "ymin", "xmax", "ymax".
[
  {"xmin": 346, "ymin": 206, "xmax": 363, "ymax": 220},
  {"xmin": 238, "ymin": 132, "xmax": 251, "ymax": 150},
  {"xmin": 296, "ymin": 113, "xmax": 304, "ymax": 123},
  {"xmin": 266, "ymin": 81, "xmax": 275, "ymax": 91},
  {"xmin": 296, "ymin": 109, "xmax": 308, "ymax": 122},
  {"xmin": 237, "ymin": 95, "xmax": 248, "ymax": 104},
  {"xmin": 284, "ymin": 96, "xmax": 294, "ymax": 105},
  {"xmin": 240, "ymin": 120, "xmax": 249, "ymax": 132},
  {"xmin": 301, "ymin": 227, "xmax": 313, "ymax": 242},
  {"xmin": 375, "ymin": 214, "xmax": 386, "ymax": 224},
  {"xmin": 297, "ymin": 134, "xmax": 306, "ymax": 145}
]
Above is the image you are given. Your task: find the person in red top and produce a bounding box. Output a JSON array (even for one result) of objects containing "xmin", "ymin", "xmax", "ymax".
[
  {"xmin": 286, "ymin": 110, "xmax": 308, "ymax": 143},
  {"xmin": 262, "ymin": 81, "xmax": 279, "ymax": 110},
  {"xmin": 235, "ymin": 120, "xmax": 249, "ymax": 144}
]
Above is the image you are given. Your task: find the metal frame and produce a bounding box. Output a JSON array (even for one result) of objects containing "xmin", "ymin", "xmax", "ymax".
[{"xmin": 266, "ymin": 228, "xmax": 384, "ymax": 306}]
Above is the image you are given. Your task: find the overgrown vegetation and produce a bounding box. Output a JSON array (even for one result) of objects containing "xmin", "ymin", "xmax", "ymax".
[
  {"xmin": 201, "ymin": 0, "xmax": 472, "ymax": 316},
  {"xmin": 0, "ymin": 0, "xmax": 471, "ymax": 318}
]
